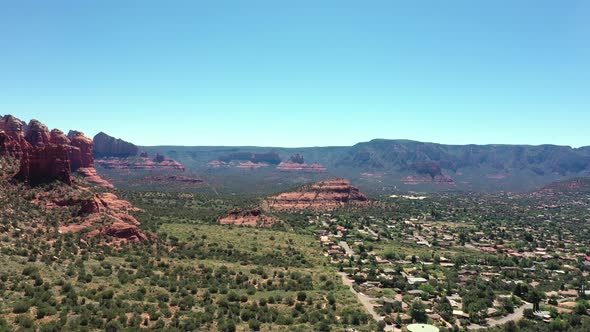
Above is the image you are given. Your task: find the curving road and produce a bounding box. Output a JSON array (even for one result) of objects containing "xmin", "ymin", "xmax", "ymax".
[
  {"xmin": 467, "ymin": 302, "xmax": 533, "ymax": 330},
  {"xmin": 338, "ymin": 272, "xmax": 394, "ymax": 331}
]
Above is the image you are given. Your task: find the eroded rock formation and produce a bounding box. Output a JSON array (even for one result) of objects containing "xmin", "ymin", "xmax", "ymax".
[
  {"xmin": 57, "ymin": 192, "xmax": 147, "ymax": 243},
  {"xmin": 0, "ymin": 114, "xmax": 146, "ymax": 243},
  {"xmin": 0, "ymin": 115, "xmax": 31, "ymax": 158},
  {"xmin": 16, "ymin": 144, "xmax": 72, "ymax": 186},
  {"xmin": 93, "ymin": 132, "xmax": 138, "ymax": 158},
  {"xmin": 68, "ymin": 130, "xmax": 94, "ymax": 171},
  {"xmin": 25, "ymin": 119, "xmax": 50, "ymax": 148},
  {"xmin": 263, "ymin": 178, "xmax": 368, "ymax": 211}
]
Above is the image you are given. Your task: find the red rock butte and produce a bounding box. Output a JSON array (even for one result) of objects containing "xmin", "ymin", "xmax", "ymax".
[{"xmin": 263, "ymin": 178, "xmax": 368, "ymax": 211}]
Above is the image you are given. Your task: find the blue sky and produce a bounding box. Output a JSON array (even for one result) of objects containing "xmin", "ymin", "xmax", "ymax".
[{"xmin": 1, "ymin": 1, "xmax": 588, "ymax": 147}]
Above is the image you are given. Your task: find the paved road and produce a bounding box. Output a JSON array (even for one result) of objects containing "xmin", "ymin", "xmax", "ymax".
[
  {"xmin": 365, "ymin": 227, "xmax": 379, "ymax": 238},
  {"xmin": 339, "ymin": 241, "xmax": 355, "ymax": 256},
  {"xmin": 338, "ymin": 272, "xmax": 393, "ymax": 331},
  {"xmin": 467, "ymin": 302, "xmax": 533, "ymax": 330}
]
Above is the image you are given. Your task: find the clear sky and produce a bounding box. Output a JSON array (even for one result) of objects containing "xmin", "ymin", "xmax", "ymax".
[{"xmin": 1, "ymin": 1, "xmax": 588, "ymax": 147}]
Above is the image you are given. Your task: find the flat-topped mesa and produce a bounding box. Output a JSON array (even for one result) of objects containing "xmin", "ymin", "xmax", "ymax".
[
  {"xmin": 219, "ymin": 208, "xmax": 279, "ymax": 227},
  {"xmin": 263, "ymin": 178, "xmax": 368, "ymax": 211},
  {"xmin": 93, "ymin": 132, "xmax": 138, "ymax": 158}
]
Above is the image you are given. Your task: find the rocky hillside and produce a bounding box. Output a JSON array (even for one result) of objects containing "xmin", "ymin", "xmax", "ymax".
[{"xmin": 0, "ymin": 114, "xmax": 148, "ymax": 243}]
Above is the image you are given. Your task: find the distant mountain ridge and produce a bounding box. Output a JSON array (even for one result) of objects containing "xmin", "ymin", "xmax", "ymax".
[{"xmin": 139, "ymin": 139, "xmax": 590, "ymax": 193}]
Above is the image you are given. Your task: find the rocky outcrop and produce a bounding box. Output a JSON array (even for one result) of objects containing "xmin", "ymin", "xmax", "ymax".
[
  {"xmin": 263, "ymin": 178, "xmax": 368, "ymax": 211},
  {"xmin": 16, "ymin": 144, "xmax": 73, "ymax": 186},
  {"xmin": 0, "ymin": 114, "xmax": 147, "ymax": 244},
  {"xmin": 154, "ymin": 153, "xmax": 165, "ymax": 163},
  {"xmin": 101, "ymin": 222, "xmax": 147, "ymax": 242},
  {"xmin": 219, "ymin": 208, "xmax": 279, "ymax": 227},
  {"xmin": 290, "ymin": 154, "xmax": 305, "ymax": 164},
  {"xmin": 68, "ymin": 131, "xmax": 94, "ymax": 170},
  {"xmin": 76, "ymin": 167, "xmax": 115, "ymax": 189},
  {"xmin": 49, "ymin": 129, "xmax": 70, "ymax": 145},
  {"xmin": 57, "ymin": 192, "xmax": 146, "ymax": 243},
  {"xmin": 24, "ymin": 120, "xmax": 50, "ymax": 148},
  {"xmin": 93, "ymin": 132, "xmax": 138, "ymax": 158},
  {"xmin": 0, "ymin": 115, "xmax": 113, "ymax": 188},
  {"xmin": 95, "ymin": 157, "xmax": 185, "ymax": 171},
  {"xmin": 276, "ymin": 161, "xmax": 327, "ymax": 172},
  {"xmin": 0, "ymin": 115, "xmax": 31, "ymax": 158}
]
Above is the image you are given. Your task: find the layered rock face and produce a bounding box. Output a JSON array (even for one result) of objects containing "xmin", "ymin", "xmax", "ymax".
[
  {"xmin": 0, "ymin": 115, "xmax": 147, "ymax": 244},
  {"xmin": 95, "ymin": 156, "xmax": 185, "ymax": 171},
  {"xmin": 0, "ymin": 115, "xmax": 112, "ymax": 188},
  {"xmin": 25, "ymin": 120, "xmax": 50, "ymax": 148},
  {"xmin": 219, "ymin": 208, "xmax": 279, "ymax": 227},
  {"xmin": 207, "ymin": 160, "xmax": 229, "ymax": 168},
  {"xmin": 102, "ymin": 222, "xmax": 147, "ymax": 242},
  {"xmin": 263, "ymin": 178, "xmax": 368, "ymax": 211},
  {"xmin": 49, "ymin": 129, "xmax": 70, "ymax": 145},
  {"xmin": 93, "ymin": 132, "xmax": 138, "ymax": 158},
  {"xmin": 0, "ymin": 115, "xmax": 31, "ymax": 158},
  {"xmin": 57, "ymin": 192, "xmax": 147, "ymax": 243},
  {"xmin": 16, "ymin": 144, "xmax": 72, "ymax": 186},
  {"xmin": 276, "ymin": 162, "xmax": 327, "ymax": 172},
  {"xmin": 68, "ymin": 130, "xmax": 95, "ymax": 171}
]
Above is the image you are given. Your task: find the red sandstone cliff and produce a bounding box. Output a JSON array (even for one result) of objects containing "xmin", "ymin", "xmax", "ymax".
[{"xmin": 93, "ymin": 132, "xmax": 138, "ymax": 158}]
